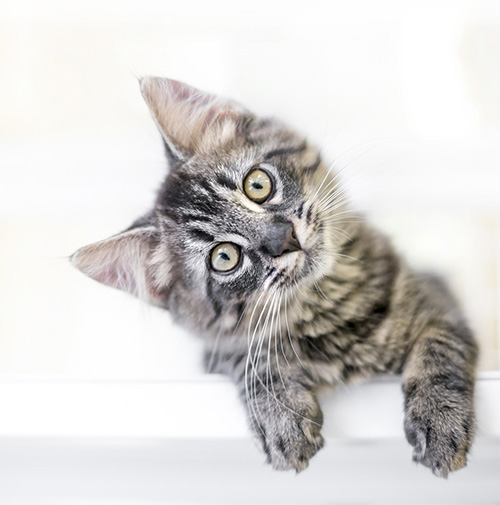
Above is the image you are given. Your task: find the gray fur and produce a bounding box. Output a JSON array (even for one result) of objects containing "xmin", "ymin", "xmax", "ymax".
[{"xmin": 72, "ymin": 77, "xmax": 478, "ymax": 477}]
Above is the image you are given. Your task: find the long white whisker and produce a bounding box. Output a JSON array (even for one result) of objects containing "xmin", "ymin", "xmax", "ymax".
[
  {"xmin": 284, "ymin": 290, "xmax": 305, "ymax": 369},
  {"xmin": 274, "ymin": 291, "xmax": 290, "ymax": 398},
  {"xmin": 244, "ymin": 290, "xmax": 269, "ymax": 432},
  {"xmin": 252, "ymin": 292, "xmax": 275, "ymax": 410},
  {"xmin": 266, "ymin": 293, "xmax": 281, "ymax": 408},
  {"xmin": 260, "ymin": 292, "xmax": 276, "ymax": 397}
]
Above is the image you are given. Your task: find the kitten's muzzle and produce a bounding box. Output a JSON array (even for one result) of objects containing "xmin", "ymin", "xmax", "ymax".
[{"xmin": 260, "ymin": 221, "xmax": 301, "ymax": 258}]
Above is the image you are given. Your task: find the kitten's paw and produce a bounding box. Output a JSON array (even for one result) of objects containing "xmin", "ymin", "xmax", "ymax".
[
  {"xmin": 403, "ymin": 381, "xmax": 475, "ymax": 477},
  {"xmin": 252, "ymin": 397, "xmax": 324, "ymax": 473}
]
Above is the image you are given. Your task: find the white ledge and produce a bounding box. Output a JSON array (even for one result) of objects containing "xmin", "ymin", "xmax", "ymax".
[{"xmin": 0, "ymin": 372, "xmax": 498, "ymax": 440}]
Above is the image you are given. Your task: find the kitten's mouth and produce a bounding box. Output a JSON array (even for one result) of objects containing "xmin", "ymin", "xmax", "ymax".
[{"xmin": 271, "ymin": 248, "xmax": 309, "ymax": 285}]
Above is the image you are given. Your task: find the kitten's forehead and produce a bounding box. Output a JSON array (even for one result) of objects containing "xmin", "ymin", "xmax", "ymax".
[{"xmin": 160, "ymin": 154, "xmax": 301, "ymax": 227}]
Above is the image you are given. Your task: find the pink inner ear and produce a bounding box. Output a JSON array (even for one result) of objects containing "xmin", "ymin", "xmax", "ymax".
[
  {"xmin": 71, "ymin": 228, "xmax": 158, "ymax": 299},
  {"xmin": 140, "ymin": 76, "xmax": 247, "ymax": 156},
  {"xmin": 168, "ymin": 79, "xmax": 211, "ymax": 106},
  {"xmin": 166, "ymin": 78, "xmax": 231, "ymax": 124},
  {"xmin": 92, "ymin": 258, "xmax": 138, "ymax": 295}
]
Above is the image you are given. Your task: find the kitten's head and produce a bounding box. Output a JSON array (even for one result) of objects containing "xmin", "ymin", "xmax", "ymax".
[{"xmin": 72, "ymin": 78, "xmax": 346, "ymax": 333}]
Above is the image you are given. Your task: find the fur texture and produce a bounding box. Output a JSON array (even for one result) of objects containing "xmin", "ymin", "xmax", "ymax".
[{"xmin": 72, "ymin": 77, "xmax": 478, "ymax": 477}]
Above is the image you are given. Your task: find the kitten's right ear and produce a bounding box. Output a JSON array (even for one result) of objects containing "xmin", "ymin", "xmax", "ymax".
[
  {"xmin": 140, "ymin": 77, "xmax": 250, "ymax": 163},
  {"xmin": 70, "ymin": 225, "xmax": 169, "ymax": 305}
]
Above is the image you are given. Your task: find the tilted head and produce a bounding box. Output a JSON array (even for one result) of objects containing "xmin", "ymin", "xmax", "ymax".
[{"xmin": 72, "ymin": 78, "xmax": 348, "ymax": 335}]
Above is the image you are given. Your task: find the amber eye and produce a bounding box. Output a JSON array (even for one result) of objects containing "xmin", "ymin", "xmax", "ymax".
[
  {"xmin": 210, "ymin": 243, "xmax": 241, "ymax": 273},
  {"xmin": 243, "ymin": 168, "xmax": 273, "ymax": 203}
]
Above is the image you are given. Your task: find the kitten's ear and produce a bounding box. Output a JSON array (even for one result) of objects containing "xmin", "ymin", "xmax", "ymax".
[
  {"xmin": 140, "ymin": 77, "xmax": 250, "ymax": 161},
  {"xmin": 71, "ymin": 226, "xmax": 165, "ymax": 303}
]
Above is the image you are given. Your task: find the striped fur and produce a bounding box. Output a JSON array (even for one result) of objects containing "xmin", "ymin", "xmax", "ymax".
[{"xmin": 72, "ymin": 78, "xmax": 478, "ymax": 477}]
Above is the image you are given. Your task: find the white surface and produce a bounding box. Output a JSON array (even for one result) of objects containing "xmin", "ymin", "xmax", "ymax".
[
  {"xmin": 0, "ymin": 374, "xmax": 498, "ymax": 439},
  {"xmin": 0, "ymin": 376, "xmax": 499, "ymax": 505},
  {"xmin": 1, "ymin": 439, "xmax": 499, "ymax": 505}
]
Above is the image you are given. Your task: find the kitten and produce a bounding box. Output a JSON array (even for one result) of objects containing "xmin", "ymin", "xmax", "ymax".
[{"xmin": 71, "ymin": 77, "xmax": 478, "ymax": 477}]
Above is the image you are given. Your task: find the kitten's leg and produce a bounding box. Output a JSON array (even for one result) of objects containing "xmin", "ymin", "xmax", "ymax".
[
  {"xmin": 238, "ymin": 366, "xmax": 324, "ymax": 472},
  {"xmin": 402, "ymin": 320, "xmax": 478, "ymax": 477}
]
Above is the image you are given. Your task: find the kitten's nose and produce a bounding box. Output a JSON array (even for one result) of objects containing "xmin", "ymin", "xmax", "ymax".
[{"xmin": 261, "ymin": 221, "xmax": 301, "ymax": 257}]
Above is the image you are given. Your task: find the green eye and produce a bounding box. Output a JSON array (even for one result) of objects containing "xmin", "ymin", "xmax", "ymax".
[
  {"xmin": 243, "ymin": 168, "xmax": 273, "ymax": 203},
  {"xmin": 210, "ymin": 243, "xmax": 241, "ymax": 272}
]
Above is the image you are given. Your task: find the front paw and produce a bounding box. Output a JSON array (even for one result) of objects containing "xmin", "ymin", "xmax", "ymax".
[
  {"xmin": 403, "ymin": 380, "xmax": 475, "ymax": 477},
  {"xmin": 252, "ymin": 396, "xmax": 324, "ymax": 472}
]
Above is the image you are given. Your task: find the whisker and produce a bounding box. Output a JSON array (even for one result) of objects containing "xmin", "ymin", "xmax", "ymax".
[
  {"xmin": 266, "ymin": 293, "xmax": 281, "ymax": 408},
  {"xmin": 244, "ymin": 290, "xmax": 270, "ymax": 432},
  {"xmin": 284, "ymin": 290, "xmax": 306, "ymax": 369},
  {"xmin": 274, "ymin": 292, "xmax": 291, "ymax": 398},
  {"xmin": 251, "ymin": 292, "xmax": 275, "ymax": 412}
]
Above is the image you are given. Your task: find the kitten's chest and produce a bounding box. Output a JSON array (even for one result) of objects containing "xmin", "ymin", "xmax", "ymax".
[{"xmin": 286, "ymin": 282, "xmax": 394, "ymax": 383}]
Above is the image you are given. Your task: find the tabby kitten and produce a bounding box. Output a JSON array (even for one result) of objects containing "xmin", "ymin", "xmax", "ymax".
[{"xmin": 72, "ymin": 77, "xmax": 478, "ymax": 477}]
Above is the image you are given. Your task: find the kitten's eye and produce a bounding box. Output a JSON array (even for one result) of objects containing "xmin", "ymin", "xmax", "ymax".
[
  {"xmin": 210, "ymin": 243, "xmax": 241, "ymax": 273},
  {"xmin": 243, "ymin": 168, "xmax": 273, "ymax": 203}
]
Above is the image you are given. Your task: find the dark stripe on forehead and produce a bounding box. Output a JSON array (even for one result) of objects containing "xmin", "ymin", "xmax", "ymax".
[
  {"xmin": 197, "ymin": 178, "xmax": 213, "ymax": 193},
  {"xmin": 177, "ymin": 213, "xmax": 211, "ymax": 223},
  {"xmin": 163, "ymin": 177, "xmax": 222, "ymax": 215},
  {"xmin": 189, "ymin": 229, "xmax": 214, "ymax": 242},
  {"xmin": 185, "ymin": 190, "xmax": 225, "ymax": 217},
  {"xmin": 264, "ymin": 142, "xmax": 307, "ymax": 160},
  {"xmin": 216, "ymin": 174, "xmax": 237, "ymax": 191}
]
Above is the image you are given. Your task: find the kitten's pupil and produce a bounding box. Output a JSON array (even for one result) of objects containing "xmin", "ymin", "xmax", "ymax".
[
  {"xmin": 253, "ymin": 182, "xmax": 263, "ymax": 190},
  {"xmin": 220, "ymin": 252, "xmax": 230, "ymax": 261}
]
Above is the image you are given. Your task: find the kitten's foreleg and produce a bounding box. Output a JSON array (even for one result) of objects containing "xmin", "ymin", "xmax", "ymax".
[
  {"xmin": 237, "ymin": 366, "xmax": 324, "ymax": 472},
  {"xmin": 401, "ymin": 321, "xmax": 478, "ymax": 477}
]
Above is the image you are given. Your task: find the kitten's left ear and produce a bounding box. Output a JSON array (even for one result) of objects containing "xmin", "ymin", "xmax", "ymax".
[
  {"xmin": 140, "ymin": 77, "xmax": 251, "ymax": 163},
  {"xmin": 71, "ymin": 226, "xmax": 166, "ymax": 303}
]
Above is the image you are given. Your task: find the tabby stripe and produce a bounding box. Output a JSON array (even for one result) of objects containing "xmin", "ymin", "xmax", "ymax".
[
  {"xmin": 340, "ymin": 256, "xmax": 398, "ymax": 341},
  {"xmin": 189, "ymin": 229, "xmax": 214, "ymax": 242},
  {"xmin": 428, "ymin": 336, "xmax": 468, "ymax": 362},
  {"xmin": 269, "ymin": 270, "xmax": 285, "ymax": 288},
  {"xmin": 264, "ymin": 142, "xmax": 307, "ymax": 160},
  {"xmin": 197, "ymin": 178, "xmax": 213, "ymax": 193},
  {"xmin": 428, "ymin": 371, "xmax": 472, "ymax": 394},
  {"xmin": 296, "ymin": 202, "xmax": 305, "ymax": 219},
  {"xmin": 177, "ymin": 213, "xmax": 211, "ymax": 223},
  {"xmin": 216, "ymin": 174, "xmax": 237, "ymax": 190},
  {"xmin": 433, "ymin": 322, "xmax": 477, "ymax": 354},
  {"xmin": 306, "ymin": 205, "xmax": 314, "ymax": 224},
  {"xmin": 205, "ymin": 278, "xmax": 222, "ymax": 327}
]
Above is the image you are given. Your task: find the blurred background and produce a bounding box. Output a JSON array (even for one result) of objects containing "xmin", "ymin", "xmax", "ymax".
[
  {"xmin": 0, "ymin": 1, "xmax": 499, "ymax": 504},
  {"xmin": 1, "ymin": 0, "xmax": 498, "ymax": 380}
]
